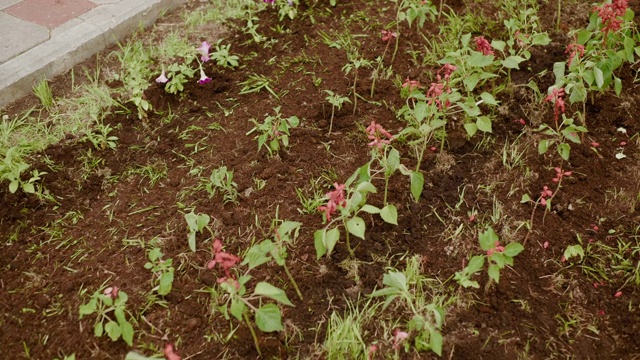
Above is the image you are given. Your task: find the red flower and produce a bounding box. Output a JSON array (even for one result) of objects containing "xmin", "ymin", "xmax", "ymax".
[
  {"xmin": 207, "ymin": 239, "xmax": 240, "ymax": 278},
  {"xmin": 474, "ymin": 36, "xmax": 494, "ymax": 56},
  {"xmin": 104, "ymin": 286, "xmax": 119, "ymax": 299},
  {"xmin": 366, "ymin": 121, "xmax": 394, "ymax": 149},
  {"xmin": 164, "ymin": 343, "xmax": 181, "ymax": 360},
  {"xmin": 380, "ymin": 30, "xmax": 397, "ymax": 42},
  {"xmin": 565, "ymin": 42, "xmax": 585, "ymax": 67},
  {"xmin": 319, "ymin": 183, "xmax": 347, "ymax": 222},
  {"xmin": 486, "ymin": 241, "xmax": 505, "ymax": 256},
  {"xmin": 544, "ymin": 87, "xmax": 566, "ymax": 124}
]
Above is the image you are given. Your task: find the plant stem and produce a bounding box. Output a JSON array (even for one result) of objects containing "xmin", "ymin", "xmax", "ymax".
[
  {"xmin": 352, "ymin": 70, "xmax": 358, "ymax": 115},
  {"xmin": 344, "ymin": 225, "xmax": 353, "ymax": 257},
  {"xmin": 243, "ymin": 311, "xmax": 261, "ymax": 356},
  {"xmin": 383, "ymin": 176, "xmax": 390, "ymax": 206},
  {"xmin": 328, "ymin": 106, "xmax": 335, "ymax": 135},
  {"xmin": 556, "ymin": 0, "xmax": 561, "ymax": 32},
  {"xmin": 283, "ymin": 263, "xmax": 303, "ymax": 300}
]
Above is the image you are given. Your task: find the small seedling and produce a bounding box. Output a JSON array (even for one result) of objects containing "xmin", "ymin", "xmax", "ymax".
[
  {"xmin": 247, "ymin": 106, "xmax": 300, "ymax": 157},
  {"xmin": 144, "ymin": 248, "xmax": 175, "ymax": 296},
  {"xmin": 79, "ymin": 286, "xmax": 135, "ymax": 346},
  {"xmin": 323, "ymin": 90, "xmax": 351, "ymax": 135}
]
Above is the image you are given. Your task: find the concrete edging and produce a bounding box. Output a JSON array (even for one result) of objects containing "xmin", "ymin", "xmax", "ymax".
[{"xmin": 0, "ymin": 0, "xmax": 186, "ymax": 109}]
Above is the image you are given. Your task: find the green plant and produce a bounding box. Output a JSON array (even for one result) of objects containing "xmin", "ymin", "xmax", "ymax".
[
  {"xmin": 369, "ymin": 255, "xmax": 446, "ymax": 356},
  {"xmin": 323, "ymin": 299, "xmax": 378, "ymax": 359},
  {"xmin": 323, "ymin": 90, "xmax": 351, "ymax": 135},
  {"xmin": 208, "ymin": 239, "xmax": 294, "ymax": 356},
  {"xmin": 341, "ymin": 52, "xmax": 372, "ymax": 115},
  {"xmin": 79, "ymin": 286, "xmax": 135, "ymax": 346},
  {"xmin": 111, "ymin": 40, "xmax": 154, "ymax": 119},
  {"xmin": 32, "ymin": 78, "xmax": 54, "ymax": 111},
  {"xmin": 238, "ymin": 74, "xmax": 278, "ymax": 98},
  {"xmin": 143, "ymin": 247, "xmax": 175, "ymax": 296},
  {"xmin": 204, "ymin": 166, "xmax": 239, "ymax": 204},
  {"xmin": 455, "ymin": 226, "xmax": 524, "ymax": 288},
  {"xmin": 83, "ymin": 122, "xmax": 119, "ymax": 150},
  {"xmin": 184, "ymin": 210, "xmax": 213, "ymax": 252},
  {"xmin": 247, "ymin": 106, "xmax": 300, "ymax": 156},
  {"xmin": 209, "ymin": 40, "xmax": 240, "ymax": 68},
  {"xmin": 314, "ymin": 162, "xmax": 399, "ymax": 258},
  {"xmin": 0, "ymin": 147, "xmax": 46, "ymax": 194},
  {"xmin": 243, "ymin": 215, "xmax": 303, "ymax": 300}
]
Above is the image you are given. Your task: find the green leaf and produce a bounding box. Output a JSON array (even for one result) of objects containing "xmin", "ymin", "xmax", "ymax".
[
  {"xmin": 501, "ymin": 56, "xmax": 525, "ymax": 69},
  {"xmin": 94, "ymin": 321, "xmax": 104, "ymax": 337},
  {"xmin": 538, "ymin": 139, "xmax": 549, "ymax": 154},
  {"xmin": 480, "ymin": 92, "xmax": 499, "ymax": 106},
  {"xmin": 229, "ymin": 298, "xmax": 246, "ymax": 321},
  {"xmin": 380, "ymin": 204, "xmax": 398, "ymax": 225},
  {"xmin": 479, "ymin": 227, "xmax": 499, "ymax": 251},
  {"xmin": 466, "ymin": 255, "xmax": 485, "ymax": 274},
  {"xmin": 521, "ymin": 193, "xmax": 531, "ymax": 203},
  {"xmin": 464, "ymin": 122, "xmax": 478, "ymax": 137},
  {"xmin": 552, "ymin": 62, "xmax": 566, "ymax": 84},
  {"xmin": 504, "ymin": 242, "xmax": 524, "ymax": 257},
  {"xmin": 563, "ymin": 244, "xmax": 584, "ymax": 262},
  {"xmin": 254, "ymin": 282, "xmax": 294, "ymax": 306},
  {"xmin": 386, "ymin": 148, "xmax": 400, "ymax": 175},
  {"xmin": 79, "ymin": 298, "xmax": 97, "ymax": 317},
  {"xmin": 488, "ymin": 264, "xmax": 500, "ymax": 283},
  {"xmin": 409, "ymin": 171, "xmax": 424, "ymax": 202},
  {"xmin": 125, "ymin": 352, "xmax": 157, "ymax": 360},
  {"xmin": 9, "ymin": 180, "xmax": 18, "ymax": 193},
  {"xmin": 476, "ymin": 116, "xmax": 492, "ymax": 133},
  {"xmin": 314, "ymin": 230, "xmax": 326, "ymax": 259},
  {"xmin": 491, "ymin": 40, "xmax": 506, "ymax": 52},
  {"xmin": 121, "ymin": 320, "xmax": 134, "ymax": 346},
  {"xmin": 368, "ymin": 287, "xmax": 400, "ymax": 298},
  {"xmin": 557, "ymin": 143, "xmax": 571, "ymax": 161},
  {"xmin": 360, "ymin": 204, "xmax": 381, "ymax": 214},
  {"xmin": 614, "ymin": 77, "xmax": 622, "ymax": 96},
  {"xmin": 383, "ymin": 271, "xmax": 408, "ymax": 293},
  {"xmin": 594, "ymin": 67, "xmax": 604, "ymax": 88},
  {"xmin": 430, "ymin": 331, "xmax": 443, "ymax": 356},
  {"xmin": 531, "ymin": 33, "xmax": 551, "ymax": 46},
  {"xmin": 105, "ymin": 321, "xmax": 121, "ymax": 342},
  {"xmin": 255, "ymin": 303, "xmax": 283, "ymax": 332},
  {"xmin": 346, "ymin": 216, "xmax": 366, "ymax": 239},
  {"xmin": 158, "ymin": 271, "xmax": 174, "ymax": 296},
  {"xmin": 324, "ymin": 227, "xmax": 340, "ymax": 255}
]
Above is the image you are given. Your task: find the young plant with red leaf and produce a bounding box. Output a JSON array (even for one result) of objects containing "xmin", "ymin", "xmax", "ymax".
[{"xmin": 206, "ymin": 238, "xmax": 294, "ymax": 356}]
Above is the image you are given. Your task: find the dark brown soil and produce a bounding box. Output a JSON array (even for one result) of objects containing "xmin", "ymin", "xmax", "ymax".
[{"xmin": 1, "ymin": 0, "xmax": 640, "ymax": 359}]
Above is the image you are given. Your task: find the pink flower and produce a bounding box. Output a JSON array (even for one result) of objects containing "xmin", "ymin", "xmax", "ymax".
[
  {"xmin": 196, "ymin": 41, "xmax": 211, "ymax": 62},
  {"xmin": 437, "ymin": 63, "xmax": 457, "ymax": 80},
  {"xmin": 540, "ymin": 186, "xmax": 553, "ymax": 206},
  {"xmin": 474, "ymin": 36, "xmax": 494, "ymax": 56},
  {"xmin": 207, "ymin": 239, "xmax": 240, "ymax": 278},
  {"xmin": 156, "ymin": 69, "xmax": 168, "ymax": 84},
  {"xmin": 486, "ymin": 241, "xmax": 505, "ymax": 256},
  {"xmin": 402, "ymin": 78, "xmax": 421, "ymax": 92},
  {"xmin": 594, "ymin": 0, "xmax": 628, "ymax": 40},
  {"xmin": 368, "ymin": 344, "xmax": 378, "ymax": 360},
  {"xmin": 565, "ymin": 42, "xmax": 585, "ymax": 67},
  {"xmin": 392, "ymin": 329, "xmax": 409, "ymax": 350},
  {"xmin": 381, "ymin": 30, "xmax": 397, "ymax": 42},
  {"xmin": 319, "ymin": 183, "xmax": 347, "ymax": 222},
  {"xmin": 104, "ymin": 286, "xmax": 119, "ymax": 299},
  {"xmin": 366, "ymin": 121, "xmax": 394, "ymax": 149},
  {"xmin": 552, "ymin": 167, "xmax": 572, "ymax": 182},
  {"xmin": 544, "ymin": 87, "xmax": 566, "ymax": 124},
  {"xmin": 614, "ymin": 290, "xmax": 623, "ymax": 298},
  {"xmin": 164, "ymin": 343, "xmax": 181, "ymax": 360},
  {"xmin": 198, "ymin": 68, "xmax": 211, "ymax": 84}
]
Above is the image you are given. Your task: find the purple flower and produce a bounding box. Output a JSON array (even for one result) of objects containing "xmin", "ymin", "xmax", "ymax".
[
  {"xmin": 198, "ymin": 68, "xmax": 211, "ymax": 84},
  {"xmin": 155, "ymin": 69, "xmax": 168, "ymax": 84},
  {"xmin": 264, "ymin": 0, "xmax": 274, "ymax": 3},
  {"xmin": 196, "ymin": 41, "xmax": 211, "ymax": 63},
  {"xmin": 287, "ymin": 0, "xmax": 293, "ymax": 5}
]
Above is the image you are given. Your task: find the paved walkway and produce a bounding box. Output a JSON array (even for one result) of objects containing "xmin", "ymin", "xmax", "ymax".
[{"xmin": 0, "ymin": 0, "xmax": 185, "ymax": 108}]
